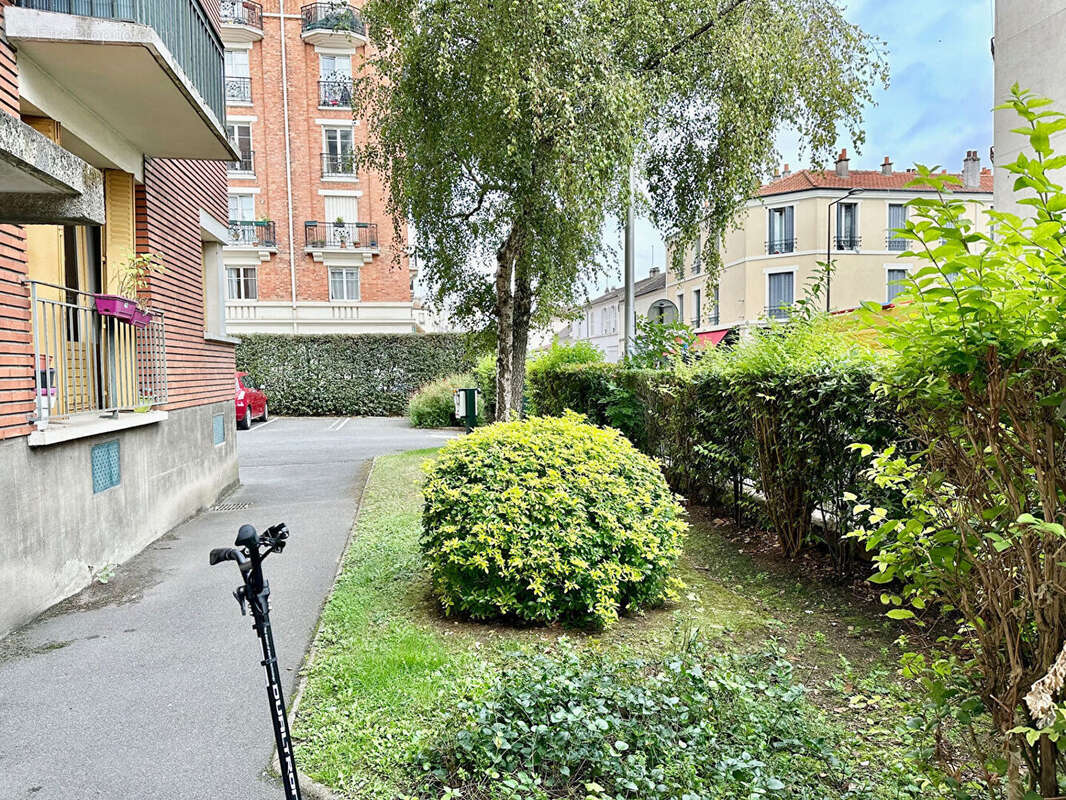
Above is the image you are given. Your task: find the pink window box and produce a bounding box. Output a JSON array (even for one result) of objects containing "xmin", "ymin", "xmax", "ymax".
[{"xmin": 93, "ymin": 294, "xmax": 137, "ymax": 322}]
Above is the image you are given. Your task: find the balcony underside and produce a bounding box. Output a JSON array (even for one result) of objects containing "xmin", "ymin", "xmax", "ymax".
[
  {"xmin": 220, "ymin": 21, "xmax": 264, "ymax": 43},
  {"xmin": 6, "ymin": 8, "xmax": 236, "ymax": 161}
]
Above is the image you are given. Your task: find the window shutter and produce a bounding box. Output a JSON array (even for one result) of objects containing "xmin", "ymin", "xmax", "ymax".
[
  {"xmin": 784, "ymin": 206, "xmax": 794, "ymax": 244},
  {"xmin": 104, "ymin": 169, "xmax": 135, "ymax": 293},
  {"xmin": 324, "ymin": 195, "xmax": 358, "ymax": 223}
]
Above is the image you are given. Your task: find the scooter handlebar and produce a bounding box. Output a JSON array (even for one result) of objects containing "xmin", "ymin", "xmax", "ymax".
[{"xmin": 209, "ymin": 547, "xmax": 248, "ymax": 568}]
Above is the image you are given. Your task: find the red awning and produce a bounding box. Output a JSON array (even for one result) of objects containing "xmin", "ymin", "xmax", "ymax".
[{"xmin": 697, "ymin": 330, "xmax": 730, "ymax": 347}]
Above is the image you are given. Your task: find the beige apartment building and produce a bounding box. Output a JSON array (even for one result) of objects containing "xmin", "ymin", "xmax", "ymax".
[{"xmin": 666, "ymin": 150, "xmax": 994, "ymax": 335}]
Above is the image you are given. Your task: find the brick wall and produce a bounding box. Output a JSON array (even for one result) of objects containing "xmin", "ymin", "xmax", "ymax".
[
  {"xmin": 139, "ymin": 158, "xmax": 236, "ymax": 410},
  {"xmin": 229, "ymin": 1, "xmax": 409, "ymax": 306},
  {"xmin": 0, "ymin": 0, "xmax": 33, "ymax": 440}
]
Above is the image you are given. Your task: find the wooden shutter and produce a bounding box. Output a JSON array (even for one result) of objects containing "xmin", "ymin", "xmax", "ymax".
[
  {"xmin": 103, "ymin": 170, "xmax": 135, "ymax": 293},
  {"xmin": 324, "ymin": 195, "xmax": 358, "ymax": 222}
]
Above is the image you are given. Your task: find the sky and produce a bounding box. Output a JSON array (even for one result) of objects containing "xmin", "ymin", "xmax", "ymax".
[{"xmin": 607, "ymin": 0, "xmax": 996, "ymax": 292}]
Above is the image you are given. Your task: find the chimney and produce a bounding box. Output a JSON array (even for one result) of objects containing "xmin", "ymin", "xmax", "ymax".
[
  {"xmin": 835, "ymin": 148, "xmax": 849, "ymax": 178},
  {"xmin": 881, "ymin": 156, "xmax": 892, "ymax": 175},
  {"xmin": 963, "ymin": 149, "xmax": 981, "ymax": 188},
  {"xmin": 782, "ymin": 163, "xmax": 791, "ymax": 177}
]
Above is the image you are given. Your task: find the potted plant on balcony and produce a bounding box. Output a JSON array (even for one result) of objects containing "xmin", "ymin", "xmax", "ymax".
[
  {"xmin": 334, "ymin": 216, "xmax": 349, "ymax": 248},
  {"xmin": 94, "ymin": 253, "xmax": 164, "ymax": 328}
]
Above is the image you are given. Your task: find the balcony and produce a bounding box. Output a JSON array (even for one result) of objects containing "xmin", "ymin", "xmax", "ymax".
[
  {"xmin": 766, "ymin": 238, "xmax": 796, "ymax": 255},
  {"xmin": 27, "ymin": 280, "xmax": 168, "ymax": 432},
  {"xmin": 226, "ymin": 75, "xmax": 252, "ymax": 103},
  {"xmin": 300, "ymin": 2, "xmax": 367, "ymax": 46},
  {"xmin": 226, "ymin": 220, "xmax": 276, "ymax": 250},
  {"xmin": 319, "ymin": 78, "xmax": 353, "ymax": 108},
  {"xmin": 305, "ymin": 221, "xmax": 378, "ymax": 251},
  {"xmin": 886, "ymin": 235, "xmax": 910, "ymax": 252},
  {"xmin": 228, "ymin": 149, "xmax": 254, "ymax": 175},
  {"xmin": 834, "ymin": 235, "xmax": 861, "ymax": 251},
  {"xmin": 8, "ymin": 0, "xmax": 234, "ymax": 160},
  {"xmin": 219, "ymin": 0, "xmax": 263, "ymax": 41},
  {"xmin": 322, "ymin": 151, "xmax": 356, "ymax": 178}
]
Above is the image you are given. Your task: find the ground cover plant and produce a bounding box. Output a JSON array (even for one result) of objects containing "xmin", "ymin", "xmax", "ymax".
[
  {"xmin": 292, "ymin": 449, "xmax": 971, "ymax": 800},
  {"xmin": 421, "ymin": 413, "xmax": 687, "ymax": 628}
]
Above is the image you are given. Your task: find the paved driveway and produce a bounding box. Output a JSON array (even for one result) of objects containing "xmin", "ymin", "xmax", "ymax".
[{"xmin": 0, "ymin": 417, "xmax": 457, "ymax": 800}]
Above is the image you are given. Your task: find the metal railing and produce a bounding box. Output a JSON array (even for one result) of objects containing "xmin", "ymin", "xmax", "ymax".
[
  {"xmin": 322, "ymin": 151, "xmax": 356, "ymax": 177},
  {"xmin": 304, "ymin": 221, "xmax": 378, "ymax": 250},
  {"xmin": 766, "ymin": 238, "xmax": 796, "ymax": 255},
  {"xmin": 319, "ymin": 79, "xmax": 353, "ymax": 107},
  {"xmin": 706, "ymin": 310, "xmax": 720, "ymax": 326},
  {"xmin": 886, "ymin": 234, "xmax": 909, "ymax": 252},
  {"xmin": 765, "ymin": 304, "xmax": 792, "ymax": 321},
  {"xmin": 227, "ymin": 220, "xmax": 276, "ymax": 248},
  {"xmin": 228, "ymin": 149, "xmax": 254, "ymax": 173},
  {"xmin": 17, "ymin": 0, "xmax": 226, "ymax": 126},
  {"xmin": 28, "ymin": 280, "xmax": 167, "ymax": 427},
  {"xmin": 834, "ymin": 234, "xmax": 861, "ymax": 250},
  {"xmin": 220, "ymin": 0, "xmax": 262, "ymax": 29},
  {"xmin": 225, "ymin": 75, "xmax": 252, "ymax": 103},
  {"xmin": 301, "ymin": 2, "xmax": 365, "ymax": 35}
]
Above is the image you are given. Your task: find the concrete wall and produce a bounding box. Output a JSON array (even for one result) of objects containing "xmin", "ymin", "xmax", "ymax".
[
  {"xmin": 994, "ymin": 1, "xmax": 1066, "ymax": 214},
  {"xmin": 0, "ymin": 401, "xmax": 238, "ymax": 636}
]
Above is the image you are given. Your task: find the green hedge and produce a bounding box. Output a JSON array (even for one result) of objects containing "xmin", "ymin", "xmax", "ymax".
[{"xmin": 236, "ymin": 334, "xmax": 473, "ymax": 416}]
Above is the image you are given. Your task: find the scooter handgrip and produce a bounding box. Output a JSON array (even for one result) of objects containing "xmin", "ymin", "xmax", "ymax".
[{"xmin": 209, "ymin": 547, "xmax": 239, "ymax": 565}]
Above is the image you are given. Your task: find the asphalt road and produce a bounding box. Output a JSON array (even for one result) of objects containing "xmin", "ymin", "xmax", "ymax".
[{"xmin": 0, "ymin": 416, "xmax": 457, "ymax": 800}]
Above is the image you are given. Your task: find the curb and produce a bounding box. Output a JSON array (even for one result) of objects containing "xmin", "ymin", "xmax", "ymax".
[{"xmin": 268, "ymin": 457, "xmax": 378, "ymax": 800}]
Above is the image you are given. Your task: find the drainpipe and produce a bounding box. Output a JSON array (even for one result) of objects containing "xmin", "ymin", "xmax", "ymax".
[{"xmin": 279, "ymin": 0, "xmax": 298, "ymax": 333}]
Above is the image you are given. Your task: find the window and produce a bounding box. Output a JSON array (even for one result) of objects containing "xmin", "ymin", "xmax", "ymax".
[
  {"xmin": 319, "ymin": 54, "xmax": 353, "ymax": 106},
  {"xmin": 323, "ymin": 128, "xmax": 355, "ymax": 175},
  {"xmin": 227, "ymin": 266, "xmax": 258, "ymax": 300},
  {"xmin": 767, "ymin": 206, "xmax": 795, "ymax": 253},
  {"xmin": 329, "ymin": 267, "xmax": 360, "ymax": 300},
  {"xmin": 91, "ymin": 440, "xmax": 120, "ymax": 493},
  {"xmin": 226, "ymin": 124, "xmax": 252, "ymax": 172},
  {"xmin": 676, "ymin": 292, "xmax": 684, "ymax": 322},
  {"xmin": 693, "ymin": 234, "xmax": 702, "ymax": 274},
  {"xmin": 224, "ymin": 49, "xmax": 250, "ymax": 78},
  {"xmin": 224, "ymin": 50, "xmax": 251, "ymax": 102},
  {"xmin": 213, "ymin": 413, "xmax": 225, "ymax": 445},
  {"xmin": 711, "ymin": 284, "xmax": 720, "ymax": 324},
  {"xmin": 886, "ymin": 268, "xmax": 908, "ymax": 303},
  {"xmin": 692, "ymin": 288, "xmax": 701, "ymax": 326},
  {"xmin": 767, "ymin": 271, "xmax": 794, "ymax": 319},
  {"xmin": 319, "ymin": 54, "xmax": 352, "ymax": 79},
  {"xmin": 888, "ymin": 204, "xmax": 908, "ymax": 251},
  {"xmin": 228, "ymin": 193, "xmax": 255, "ymax": 221},
  {"xmin": 836, "ymin": 202, "xmax": 859, "ymax": 249}
]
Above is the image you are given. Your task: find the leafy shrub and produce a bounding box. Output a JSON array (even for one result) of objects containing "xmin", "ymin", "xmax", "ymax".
[
  {"xmin": 236, "ymin": 333, "xmax": 472, "ymax": 416},
  {"xmin": 473, "ymin": 352, "xmax": 497, "ymax": 422},
  {"xmin": 627, "ymin": 316, "xmax": 698, "ymax": 368},
  {"xmin": 407, "ymin": 373, "xmax": 475, "ymax": 428},
  {"xmin": 421, "ymin": 412, "xmax": 687, "ymax": 628},
  {"xmin": 525, "ymin": 340, "xmax": 603, "ymax": 414},
  {"xmin": 413, "ymin": 638, "xmax": 925, "ymax": 800}
]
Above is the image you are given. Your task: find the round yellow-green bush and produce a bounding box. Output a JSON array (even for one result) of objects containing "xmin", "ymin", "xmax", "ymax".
[{"xmin": 421, "ymin": 412, "xmax": 687, "ymax": 628}]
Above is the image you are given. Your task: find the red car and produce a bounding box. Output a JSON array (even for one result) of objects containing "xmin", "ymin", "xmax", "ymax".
[{"xmin": 235, "ymin": 371, "xmax": 269, "ymax": 429}]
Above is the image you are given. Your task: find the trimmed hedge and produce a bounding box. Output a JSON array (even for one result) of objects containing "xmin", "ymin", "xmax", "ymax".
[{"xmin": 236, "ymin": 333, "xmax": 472, "ymax": 416}]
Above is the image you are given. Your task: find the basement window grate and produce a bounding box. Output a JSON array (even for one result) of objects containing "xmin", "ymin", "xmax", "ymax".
[
  {"xmin": 213, "ymin": 413, "xmax": 225, "ymax": 445},
  {"xmin": 91, "ymin": 440, "xmax": 121, "ymax": 494},
  {"xmin": 210, "ymin": 501, "xmax": 253, "ymax": 512}
]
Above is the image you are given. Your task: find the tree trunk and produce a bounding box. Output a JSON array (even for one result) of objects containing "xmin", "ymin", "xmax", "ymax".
[
  {"xmin": 494, "ymin": 226, "xmax": 518, "ymax": 422},
  {"xmin": 1006, "ymin": 734, "xmax": 1023, "ymax": 800},
  {"xmin": 510, "ymin": 256, "xmax": 532, "ymax": 415},
  {"xmin": 1039, "ymin": 734, "xmax": 1058, "ymax": 797}
]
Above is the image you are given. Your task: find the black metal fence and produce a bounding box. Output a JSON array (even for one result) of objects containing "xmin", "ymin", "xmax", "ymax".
[
  {"xmin": 227, "ymin": 220, "xmax": 276, "ymax": 248},
  {"xmin": 220, "ymin": 0, "xmax": 262, "ymax": 29},
  {"xmin": 228, "ymin": 149, "xmax": 254, "ymax": 173},
  {"xmin": 318, "ymin": 79, "xmax": 353, "ymax": 108},
  {"xmin": 225, "ymin": 76, "xmax": 251, "ymax": 103},
  {"xmin": 304, "ymin": 221, "xmax": 378, "ymax": 249},
  {"xmin": 766, "ymin": 238, "xmax": 797, "ymax": 255},
  {"xmin": 301, "ymin": 2, "xmax": 365, "ymax": 35},
  {"xmin": 321, "ymin": 152, "xmax": 356, "ymax": 177}
]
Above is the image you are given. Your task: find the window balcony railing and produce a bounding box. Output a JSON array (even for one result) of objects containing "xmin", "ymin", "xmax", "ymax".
[
  {"xmin": 766, "ymin": 238, "xmax": 796, "ymax": 255},
  {"xmin": 319, "ymin": 78, "xmax": 353, "ymax": 108},
  {"xmin": 27, "ymin": 279, "xmax": 168, "ymax": 426},
  {"xmin": 301, "ymin": 2, "xmax": 365, "ymax": 35},
  {"xmin": 765, "ymin": 304, "xmax": 793, "ymax": 321},
  {"xmin": 304, "ymin": 221, "xmax": 378, "ymax": 250},
  {"xmin": 228, "ymin": 149, "xmax": 254, "ymax": 173},
  {"xmin": 225, "ymin": 75, "xmax": 251, "ymax": 103},
  {"xmin": 17, "ymin": 0, "xmax": 226, "ymax": 126},
  {"xmin": 706, "ymin": 310, "xmax": 720, "ymax": 327},
  {"xmin": 220, "ymin": 0, "xmax": 262, "ymax": 29},
  {"xmin": 834, "ymin": 234, "xmax": 861, "ymax": 251},
  {"xmin": 886, "ymin": 235, "xmax": 909, "ymax": 252},
  {"xmin": 227, "ymin": 220, "xmax": 276, "ymax": 248},
  {"xmin": 322, "ymin": 151, "xmax": 356, "ymax": 177}
]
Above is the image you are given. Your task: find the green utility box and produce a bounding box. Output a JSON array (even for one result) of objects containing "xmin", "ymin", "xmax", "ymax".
[{"xmin": 453, "ymin": 387, "xmax": 479, "ymax": 433}]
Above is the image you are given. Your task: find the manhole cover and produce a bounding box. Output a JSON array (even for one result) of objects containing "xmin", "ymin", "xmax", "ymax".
[{"xmin": 210, "ymin": 501, "xmax": 252, "ymax": 512}]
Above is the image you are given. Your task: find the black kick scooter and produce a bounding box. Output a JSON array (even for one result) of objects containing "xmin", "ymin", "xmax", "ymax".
[{"xmin": 210, "ymin": 523, "xmax": 303, "ymax": 800}]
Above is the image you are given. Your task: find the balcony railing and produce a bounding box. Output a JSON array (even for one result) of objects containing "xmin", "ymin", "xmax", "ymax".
[
  {"xmin": 319, "ymin": 79, "xmax": 353, "ymax": 108},
  {"xmin": 766, "ymin": 238, "xmax": 796, "ymax": 255},
  {"xmin": 304, "ymin": 221, "xmax": 378, "ymax": 250},
  {"xmin": 227, "ymin": 220, "xmax": 276, "ymax": 248},
  {"xmin": 301, "ymin": 2, "xmax": 365, "ymax": 35},
  {"xmin": 765, "ymin": 304, "xmax": 793, "ymax": 321},
  {"xmin": 28, "ymin": 279, "xmax": 167, "ymax": 426},
  {"xmin": 706, "ymin": 310, "xmax": 720, "ymax": 327},
  {"xmin": 225, "ymin": 75, "xmax": 252, "ymax": 103},
  {"xmin": 220, "ymin": 0, "xmax": 262, "ymax": 29},
  {"xmin": 17, "ymin": 0, "xmax": 226, "ymax": 126},
  {"xmin": 834, "ymin": 235, "xmax": 861, "ymax": 251},
  {"xmin": 228, "ymin": 149, "xmax": 254, "ymax": 173},
  {"xmin": 322, "ymin": 151, "xmax": 356, "ymax": 177},
  {"xmin": 886, "ymin": 235, "xmax": 909, "ymax": 252}
]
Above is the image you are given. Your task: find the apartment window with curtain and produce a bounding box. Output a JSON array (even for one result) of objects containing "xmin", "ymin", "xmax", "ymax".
[
  {"xmin": 693, "ymin": 234, "xmax": 702, "ymax": 274},
  {"xmin": 226, "ymin": 266, "xmax": 258, "ymax": 300},
  {"xmin": 323, "ymin": 128, "xmax": 355, "ymax": 175},
  {"xmin": 676, "ymin": 292, "xmax": 684, "ymax": 322},
  {"xmin": 228, "ymin": 193, "xmax": 255, "ymax": 221},
  {"xmin": 886, "ymin": 268, "xmax": 908, "ymax": 303},
  {"xmin": 888, "ymin": 203, "xmax": 908, "ymax": 251},
  {"xmin": 836, "ymin": 202, "xmax": 859, "ymax": 249},
  {"xmin": 692, "ymin": 288, "xmax": 701, "ymax": 326},
  {"xmin": 329, "ymin": 267, "xmax": 360, "ymax": 301},
  {"xmin": 767, "ymin": 271, "xmax": 794, "ymax": 319},
  {"xmin": 711, "ymin": 284, "xmax": 720, "ymax": 324},
  {"xmin": 224, "ymin": 49, "xmax": 251, "ymax": 103},
  {"xmin": 319, "ymin": 54, "xmax": 353, "ymax": 106},
  {"xmin": 767, "ymin": 206, "xmax": 795, "ymax": 254},
  {"xmin": 226, "ymin": 123, "xmax": 253, "ymax": 172}
]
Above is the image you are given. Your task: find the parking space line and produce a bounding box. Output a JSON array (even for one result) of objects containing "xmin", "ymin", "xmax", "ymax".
[
  {"xmin": 327, "ymin": 417, "xmax": 350, "ymax": 431},
  {"xmin": 252, "ymin": 418, "xmax": 276, "ymax": 431}
]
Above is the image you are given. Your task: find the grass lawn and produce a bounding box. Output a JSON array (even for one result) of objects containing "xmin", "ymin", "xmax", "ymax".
[{"xmin": 291, "ymin": 449, "xmax": 958, "ymax": 798}]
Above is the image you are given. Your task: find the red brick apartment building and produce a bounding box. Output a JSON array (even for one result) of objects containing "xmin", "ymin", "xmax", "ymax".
[
  {"xmin": 0, "ymin": 0, "xmax": 240, "ymax": 636},
  {"xmin": 218, "ymin": 1, "xmax": 413, "ymax": 334}
]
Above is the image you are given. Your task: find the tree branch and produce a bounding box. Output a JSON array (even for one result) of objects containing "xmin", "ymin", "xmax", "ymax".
[{"xmin": 640, "ymin": 0, "xmax": 753, "ymax": 72}]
